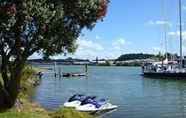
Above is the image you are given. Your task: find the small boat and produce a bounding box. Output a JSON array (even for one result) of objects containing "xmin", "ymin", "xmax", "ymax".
[
  {"xmin": 76, "ymin": 98, "xmax": 118, "ymax": 113},
  {"xmin": 64, "ymin": 94, "xmax": 96, "ymax": 108},
  {"xmin": 62, "ymin": 73, "xmax": 86, "ymax": 77}
]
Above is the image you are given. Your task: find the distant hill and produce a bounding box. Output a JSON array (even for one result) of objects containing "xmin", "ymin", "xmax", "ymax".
[
  {"xmin": 27, "ymin": 58, "xmax": 91, "ymax": 65},
  {"xmin": 28, "ymin": 58, "xmax": 90, "ymax": 62},
  {"xmin": 116, "ymin": 53, "xmax": 156, "ymax": 61}
]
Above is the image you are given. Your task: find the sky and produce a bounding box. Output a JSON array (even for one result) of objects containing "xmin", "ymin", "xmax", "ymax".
[{"xmin": 30, "ymin": 0, "xmax": 186, "ymax": 60}]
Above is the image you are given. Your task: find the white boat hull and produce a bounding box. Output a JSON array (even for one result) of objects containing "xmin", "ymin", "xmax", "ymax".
[
  {"xmin": 64, "ymin": 101, "xmax": 81, "ymax": 108},
  {"xmin": 76, "ymin": 103, "xmax": 118, "ymax": 112}
]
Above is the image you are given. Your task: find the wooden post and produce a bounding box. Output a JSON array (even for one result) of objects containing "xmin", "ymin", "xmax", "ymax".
[
  {"xmin": 85, "ymin": 64, "xmax": 88, "ymax": 77},
  {"xmin": 54, "ymin": 62, "xmax": 57, "ymax": 78},
  {"xmin": 59, "ymin": 66, "xmax": 61, "ymax": 78}
]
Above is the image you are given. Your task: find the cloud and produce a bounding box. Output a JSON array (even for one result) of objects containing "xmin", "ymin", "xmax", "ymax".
[
  {"xmin": 183, "ymin": 5, "xmax": 186, "ymax": 10},
  {"xmin": 152, "ymin": 47, "xmax": 161, "ymax": 53},
  {"xmin": 168, "ymin": 31, "xmax": 186, "ymax": 40},
  {"xmin": 95, "ymin": 35, "xmax": 102, "ymax": 40},
  {"xmin": 69, "ymin": 37, "xmax": 104, "ymax": 59},
  {"xmin": 68, "ymin": 37, "xmax": 132, "ymax": 59},
  {"xmin": 146, "ymin": 20, "xmax": 172, "ymax": 27},
  {"xmin": 29, "ymin": 36, "xmax": 133, "ymax": 60},
  {"xmin": 168, "ymin": 30, "xmax": 186, "ymax": 55},
  {"xmin": 77, "ymin": 38, "xmax": 104, "ymax": 51},
  {"xmin": 112, "ymin": 38, "xmax": 127, "ymax": 50}
]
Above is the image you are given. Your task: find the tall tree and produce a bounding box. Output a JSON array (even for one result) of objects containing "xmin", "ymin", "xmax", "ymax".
[{"xmin": 0, "ymin": 0, "xmax": 109, "ymax": 109}]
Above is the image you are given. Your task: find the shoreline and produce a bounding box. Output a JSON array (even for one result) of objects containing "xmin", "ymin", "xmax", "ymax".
[{"xmin": 0, "ymin": 66, "xmax": 94, "ymax": 118}]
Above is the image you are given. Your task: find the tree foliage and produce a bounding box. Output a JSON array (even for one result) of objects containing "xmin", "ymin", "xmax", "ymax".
[
  {"xmin": 116, "ymin": 53, "xmax": 179, "ymax": 62},
  {"xmin": 0, "ymin": 0, "xmax": 109, "ymax": 109},
  {"xmin": 116, "ymin": 53, "xmax": 156, "ymax": 61}
]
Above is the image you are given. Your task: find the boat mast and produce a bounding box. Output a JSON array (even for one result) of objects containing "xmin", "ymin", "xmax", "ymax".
[
  {"xmin": 179, "ymin": 0, "xmax": 183, "ymax": 68},
  {"xmin": 162, "ymin": 0, "xmax": 168, "ymax": 61}
]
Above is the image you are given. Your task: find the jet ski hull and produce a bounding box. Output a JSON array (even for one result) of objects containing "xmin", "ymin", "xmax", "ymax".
[
  {"xmin": 76, "ymin": 103, "xmax": 118, "ymax": 113},
  {"xmin": 64, "ymin": 101, "xmax": 81, "ymax": 108}
]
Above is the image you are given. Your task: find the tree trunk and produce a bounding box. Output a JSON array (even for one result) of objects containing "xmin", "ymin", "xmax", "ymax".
[{"xmin": 0, "ymin": 60, "xmax": 25, "ymax": 110}]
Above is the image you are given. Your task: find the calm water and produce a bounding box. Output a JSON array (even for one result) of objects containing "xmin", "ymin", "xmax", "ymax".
[{"xmin": 32, "ymin": 65, "xmax": 186, "ymax": 118}]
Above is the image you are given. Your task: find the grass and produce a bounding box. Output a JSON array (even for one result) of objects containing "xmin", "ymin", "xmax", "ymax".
[
  {"xmin": 0, "ymin": 112, "xmax": 49, "ymax": 118},
  {"xmin": 0, "ymin": 108, "xmax": 94, "ymax": 118},
  {"xmin": 50, "ymin": 108, "xmax": 94, "ymax": 118},
  {"xmin": 0, "ymin": 66, "xmax": 94, "ymax": 118}
]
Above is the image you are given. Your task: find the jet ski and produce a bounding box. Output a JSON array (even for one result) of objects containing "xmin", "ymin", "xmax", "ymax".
[
  {"xmin": 64, "ymin": 94, "xmax": 96, "ymax": 108},
  {"xmin": 76, "ymin": 98, "xmax": 118, "ymax": 112}
]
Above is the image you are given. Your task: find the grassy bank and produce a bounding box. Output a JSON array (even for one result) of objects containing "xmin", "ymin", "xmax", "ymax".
[
  {"xmin": 50, "ymin": 108, "xmax": 94, "ymax": 118},
  {"xmin": 0, "ymin": 66, "xmax": 94, "ymax": 118}
]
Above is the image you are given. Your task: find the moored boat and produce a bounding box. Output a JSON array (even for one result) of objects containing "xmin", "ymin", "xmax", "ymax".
[
  {"xmin": 142, "ymin": 0, "xmax": 186, "ymax": 78},
  {"xmin": 62, "ymin": 73, "xmax": 86, "ymax": 77}
]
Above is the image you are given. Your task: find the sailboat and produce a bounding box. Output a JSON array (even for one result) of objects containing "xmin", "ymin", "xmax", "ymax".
[{"xmin": 142, "ymin": 0, "xmax": 186, "ymax": 78}]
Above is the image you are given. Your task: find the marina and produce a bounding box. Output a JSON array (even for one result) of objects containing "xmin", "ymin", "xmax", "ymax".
[{"xmin": 31, "ymin": 65, "xmax": 186, "ymax": 118}]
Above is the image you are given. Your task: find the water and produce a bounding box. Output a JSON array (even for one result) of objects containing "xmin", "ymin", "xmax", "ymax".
[{"xmin": 32, "ymin": 65, "xmax": 186, "ymax": 118}]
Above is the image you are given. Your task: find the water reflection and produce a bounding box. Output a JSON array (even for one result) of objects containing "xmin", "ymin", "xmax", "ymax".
[{"xmin": 142, "ymin": 77, "xmax": 186, "ymax": 118}]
